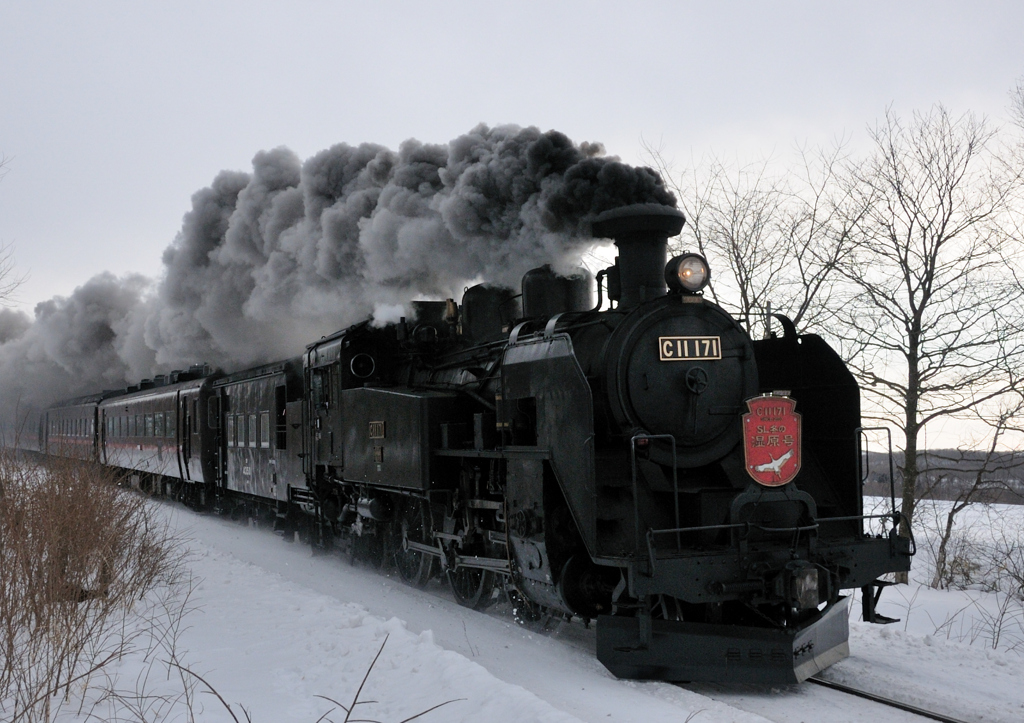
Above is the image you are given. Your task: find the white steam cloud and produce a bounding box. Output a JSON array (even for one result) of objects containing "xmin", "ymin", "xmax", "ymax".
[{"xmin": 0, "ymin": 124, "xmax": 675, "ymax": 419}]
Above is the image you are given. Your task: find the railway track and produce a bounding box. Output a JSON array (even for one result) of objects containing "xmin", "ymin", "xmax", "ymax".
[
  {"xmin": 806, "ymin": 676, "xmax": 970, "ymax": 723},
  {"xmin": 679, "ymin": 675, "xmax": 977, "ymax": 723}
]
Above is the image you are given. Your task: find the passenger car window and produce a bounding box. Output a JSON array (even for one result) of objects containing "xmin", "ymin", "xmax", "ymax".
[{"xmin": 260, "ymin": 412, "xmax": 270, "ymax": 449}]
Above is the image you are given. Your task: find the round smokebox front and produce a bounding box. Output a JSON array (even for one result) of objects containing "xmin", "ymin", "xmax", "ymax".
[{"xmin": 608, "ymin": 299, "xmax": 758, "ymax": 467}]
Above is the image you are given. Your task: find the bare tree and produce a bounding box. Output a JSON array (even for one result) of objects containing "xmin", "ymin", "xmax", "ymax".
[
  {"xmin": 0, "ymin": 244, "xmax": 20, "ymax": 305},
  {"xmin": 642, "ymin": 145, "xmax": 783, "ymax": 330},
  {"xmin": 834, "ymin": 106, "xmax": 1024, "ymax": 554},
  {"xmin": 642, "ymin": 141, "xmax": 861, "ymax": 335},
  {"xmin": 927, "ymin": 393, "xmax": 1024, "ymax": 588},
  {"xmin": 0, "ymin": 153, "xmax": 20, "ymax": 305},
  {"xmin": 1011, "ymin": 77, "xmax": 1024, "ymax": 131},
  {"xmin": 686, "ymin": 156, "xmax": 788, "ymax": 330}
]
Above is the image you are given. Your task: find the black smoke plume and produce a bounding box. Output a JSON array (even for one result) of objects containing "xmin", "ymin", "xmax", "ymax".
[{"xmin": 0, "ymin": 124, "xmax": 674, "ymax": 420}]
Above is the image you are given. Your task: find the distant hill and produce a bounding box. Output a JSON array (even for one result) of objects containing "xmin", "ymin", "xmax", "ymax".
[{"xmin": 861, "ymin": 449, "xmax": 1024, "ymax": 505}]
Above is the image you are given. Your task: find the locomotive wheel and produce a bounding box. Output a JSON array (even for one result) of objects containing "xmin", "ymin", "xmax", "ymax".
[
  {"xmin": 394, "ymin": 500, "xmax": 435, "ymax": 588},
  {"xmin": 448, "ymin": 567, "xmax": 495, "ymax": 610}
]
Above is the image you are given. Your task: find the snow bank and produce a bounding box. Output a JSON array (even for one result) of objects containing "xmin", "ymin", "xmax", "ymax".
[
  {"xmin": 57, "ymin": 497, "xmax": 1024, "ymax": 723},
  {"xmin": 179, "ymin": 546, "xmax": 585, "ymax": 723}
]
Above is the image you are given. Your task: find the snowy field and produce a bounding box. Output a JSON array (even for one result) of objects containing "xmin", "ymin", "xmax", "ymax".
[{"xmin": 52, "ymin": 499, "xmax": 1024, "ymax": 723}]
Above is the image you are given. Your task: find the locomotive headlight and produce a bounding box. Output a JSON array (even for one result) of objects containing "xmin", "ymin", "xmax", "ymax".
[{"xmin": 665, "ymin": 254, "xmax": 710, "ymax": 294}]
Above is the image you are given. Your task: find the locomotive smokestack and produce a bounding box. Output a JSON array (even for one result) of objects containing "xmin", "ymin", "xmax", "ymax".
[{"xmin": 591, "ymin": 203, "xmax": 686, "ymax": 309}]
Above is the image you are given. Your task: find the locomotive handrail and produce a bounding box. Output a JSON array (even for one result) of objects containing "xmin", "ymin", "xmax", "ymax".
[
  {"xmin": 510, "ymin": 314, "xmax": 615, "ymax": 346},
  {"xmin": 433, "ymin": 447, "xmax": 551, "ymax": 460},
  {"xmin": 631, "ymin": 433, "xmax": 679, "ymax": 574},
  {"xmin": 643, "ymin": 510, "xmax": 910, "ymax": 566},
  {"xmin": 646, "ymin": 529, "xmax": 657, "ymax": 576},
  {"xmin": 591, "ymin": 268, "xmax": 606, "ymax": 312},
  {"xmin": 649, "ymin": 521, "xmax": 821, "ymax": 536},
  {"xmin": 643, "ymin": 519, "xmax": 824, "ymax": 567},
  {"xmin": 857, "ymin": 426, "xmax": 899, "ymax": 527},
  {"xmin": 543, "ymin": 313, "xmax": 566, "ymax": 338},
  {"xmin": 648, "ymin": 512, "xmax": 898, "ymax": 540},
  {"xmin": 539, "ymin": 310, "xmax": 605, "ymax": 338},
  {"xmin": 817, "ymin": 512, "xmax": 901, "ymax": 525},
  {"xmin": 508, "ymin": 320, "xmax": 533, "ymax": 345}
]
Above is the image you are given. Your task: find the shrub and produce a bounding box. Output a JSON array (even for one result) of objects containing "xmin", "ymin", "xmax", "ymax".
[{"xmin": 0, "ymin": 451, "xmax": 184, "ymax": 721}]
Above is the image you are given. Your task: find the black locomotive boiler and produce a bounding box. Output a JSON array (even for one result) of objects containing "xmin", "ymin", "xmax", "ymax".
[{"xmin": 41, "ymin": 203, "xmax": 911, "ymax": 684}]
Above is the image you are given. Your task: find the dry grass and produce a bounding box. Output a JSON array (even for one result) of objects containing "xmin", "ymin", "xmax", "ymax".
[
  {"xmin": 0, "ymin": 450, "xmax": 471, "ymax": 722},
  {"xmin": 0, "ymin": 450, "xmax": 187, "ymax": 721}
]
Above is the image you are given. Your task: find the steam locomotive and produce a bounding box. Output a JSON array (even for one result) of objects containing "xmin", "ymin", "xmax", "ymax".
[{"xmin": 41, "ymin": 203, "xmax": 912, "ymax": 683}]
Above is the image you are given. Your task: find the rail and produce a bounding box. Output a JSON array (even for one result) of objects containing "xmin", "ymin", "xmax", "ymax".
[{"xmin": 807, "ymin": 676, "xmax": 968, "ymax": 723}]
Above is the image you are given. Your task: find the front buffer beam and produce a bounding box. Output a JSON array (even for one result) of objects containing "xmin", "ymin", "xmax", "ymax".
[{"xmin": 596, "ymin": 597, "xmax": 849, "ymax": 684}]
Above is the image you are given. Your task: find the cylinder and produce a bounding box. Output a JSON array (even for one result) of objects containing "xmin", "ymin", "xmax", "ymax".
[{"xmin": 356, "ymin": 496, "xmax": 390, "ymax": 521}]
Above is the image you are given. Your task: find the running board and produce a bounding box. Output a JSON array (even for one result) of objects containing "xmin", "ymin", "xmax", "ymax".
[{"xmin": 597, "ymin": 597, "xmax": 849, "ymax": 684}]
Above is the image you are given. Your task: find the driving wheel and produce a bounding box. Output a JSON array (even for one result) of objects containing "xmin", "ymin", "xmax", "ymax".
[
  {"xmin": 394, "ymin": 498, "xmax": 435, "ymax": 588},
  {"xmin": 448, "ymin": 566, "xmax": 495, "ymax": 610}
]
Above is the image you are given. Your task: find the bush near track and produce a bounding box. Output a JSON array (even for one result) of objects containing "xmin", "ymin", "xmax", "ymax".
[{"xmin": 0, "ymin": 451, "xmax": 185, "ymax": 722}]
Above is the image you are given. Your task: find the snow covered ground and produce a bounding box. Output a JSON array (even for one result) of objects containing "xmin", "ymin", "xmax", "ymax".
[{"xmin": 58, "ymin": 499, "xmax": 1024, "ymax": 723}]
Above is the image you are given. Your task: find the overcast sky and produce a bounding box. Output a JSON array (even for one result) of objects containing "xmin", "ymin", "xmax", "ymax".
[{"xmin": 2, "ymin": 1, "xmax": 1023, "ymax": 314}]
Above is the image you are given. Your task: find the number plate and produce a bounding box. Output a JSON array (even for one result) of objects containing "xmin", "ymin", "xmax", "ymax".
[{"xmin": 658, "ymin": 336, "xmax": 722, "ymax": 361}]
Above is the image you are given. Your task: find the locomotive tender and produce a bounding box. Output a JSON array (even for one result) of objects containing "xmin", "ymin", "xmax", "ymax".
[{"xmin": 41, "ymin": 203, "xmax": 912, "ymax": 684}]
